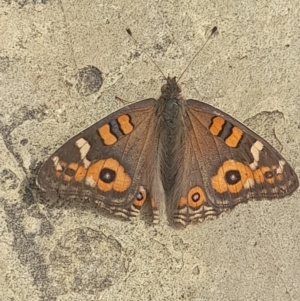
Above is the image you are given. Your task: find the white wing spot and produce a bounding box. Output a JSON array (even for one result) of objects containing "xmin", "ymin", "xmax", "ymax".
[
  {"xmin": 52, "ymin": 156, "xmax": 62, "ymax": 171},
  {"xmin": 75, "ymin": 138, "xmax": 91, "ymax": 168},
  {"xmin": 75, "ymin": 138, "xmax": 87, "ymax": 148},
  {"xmin": 82, "ymin": 158, "xmax": 91, "ymax": 169},
  {"xmin": 85, "ymin": 176, "xmax": 96, "ymax": 187},
  {"xmin": 277, "ymin": 160, "xmax": 286, "ymax": 174},
  {"xmin": 249, "ymin": 140, "xmax": 264, "ymax": 170},
  {"xmin": 244, "ymin": 178, "xmax": 255, "ymax": 189}
]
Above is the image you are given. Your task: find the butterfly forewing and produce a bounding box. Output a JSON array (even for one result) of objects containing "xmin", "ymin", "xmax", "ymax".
[
  {"xmin": 187, "ymin": 101, "xmax": 297, "ymax": 200},
  {"xmin": 37, "ymin": 98, "xmax": 158, "ymax": 216}
]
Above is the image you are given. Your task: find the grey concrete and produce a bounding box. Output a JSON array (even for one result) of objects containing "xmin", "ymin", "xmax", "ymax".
[{"xmin": 0, "ymin": 0, "xmax": 299, "ymax": 300}]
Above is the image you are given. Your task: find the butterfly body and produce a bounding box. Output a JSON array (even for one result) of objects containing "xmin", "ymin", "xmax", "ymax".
[
  {"xmin": 153, "ymin": 78, "xmax": 187, "ymax": 219},
  {"xmin": 37, "ymin": 77, "xmax": 298, "ymax": 226}
]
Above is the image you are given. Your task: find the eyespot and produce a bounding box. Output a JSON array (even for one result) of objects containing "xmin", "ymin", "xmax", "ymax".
[
  {"xmin": 264, "ymin": 170, "xmax": 274, "ymax": 179},
  {"xmin": 253, "ymin": 165, "xmax": 281, "ymax": 185},
  {"xmin": 61, "ymin": 162, "xmax": 78, "ymax": 181},
  {"xmin": 178, "ymin": 186, "xmax": 206, "ymax": 209},
  {"xmin": 225, "ymin": 170, "xmax": 241, "ymax": 185},
  {"xmin": 211, "ymin": 160, "xmax": 254, "ymax": 194},
  {"xmin": 99, "ymin": 168, "xmax": 116, "ymax": 183},
  {"xmin": 132, "ymin": 186, "xmax": 147, "ymax": 209},
  {"xmin": 86, "ymin": 158, "xmax": 131, "ymax": 192},
  {"xmin": 188, "ymin": 186, "xmax": 206, "ymax": 208},
  {"xmin": 136, "ymin": 191, "xmax": 144, "ymax": 201}
]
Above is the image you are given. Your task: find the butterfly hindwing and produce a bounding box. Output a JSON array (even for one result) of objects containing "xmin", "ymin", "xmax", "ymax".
[{"xmin": 37, "ymin": 98, "xmax": 157, "ymax": 218}]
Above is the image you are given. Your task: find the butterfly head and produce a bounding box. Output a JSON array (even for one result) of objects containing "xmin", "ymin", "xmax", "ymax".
[{"xmin": 161, "ymin": 77, "xmax": 182, "ymax": 99}]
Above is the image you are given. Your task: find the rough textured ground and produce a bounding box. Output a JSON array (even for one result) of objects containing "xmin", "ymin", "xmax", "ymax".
[{"xmin": 0, "ymin": 1, "xmax": 299, "ymax": 300}]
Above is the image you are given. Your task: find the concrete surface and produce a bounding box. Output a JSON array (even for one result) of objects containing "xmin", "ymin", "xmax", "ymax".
[{"xmin": 0, "ymin": 0, "xmax": 299, "ymax": 300}]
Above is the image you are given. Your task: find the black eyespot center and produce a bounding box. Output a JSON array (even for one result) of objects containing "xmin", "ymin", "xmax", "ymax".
[
  {"xmin": 136, "ymin": 191, "xmax": 144, "ymax": 201},
  {"xmin": 64, "ymin": 168, "xmax": 76, "ymax": 177},
  {"xmin": 191, "ymin": 193, "xmax": 200, "ymax": 202},
  {"xmin": 99, "ymin": 168, "xmax": 116, "ymax": 183},
  {"xmin": 264, "ymin": 171, "xmax": 274, "ymax": 179},
  {"xmin": 225, "ymin": 170, "xmax": 241, "ymax": 185}
]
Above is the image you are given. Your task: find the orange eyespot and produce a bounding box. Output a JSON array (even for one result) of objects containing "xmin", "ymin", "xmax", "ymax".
[
  {"xmin": 211, "ymin": 160, "xmax": 254, "ymax": 194},
  {"xmin": 132, "ymin": 187, "xmax": 147, "ymax": 209},
  {"xmin": 187, "ymin": 186, "xmax": 206, "ymax": 208},
  {"xmin": 253, "ymin": 165, "xmax": 284, "ymax": 184},
  {"xmin": 86, "ymin": 158, "xmax": 131, "ymax": 192},
  {"xmin": 178, "ymin": 186, "xmax": 206, "ymax": 208}
]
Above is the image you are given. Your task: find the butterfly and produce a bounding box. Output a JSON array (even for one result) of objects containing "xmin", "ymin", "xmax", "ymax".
[{"xmin": 37, "ymin": 29, "xmax": 299, "ymax": 227}]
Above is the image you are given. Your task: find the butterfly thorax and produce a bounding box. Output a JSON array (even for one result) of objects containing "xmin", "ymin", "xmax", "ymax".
[{"xmin": 158, "ymin": 77, "xmax": 185, "ymax": 127}]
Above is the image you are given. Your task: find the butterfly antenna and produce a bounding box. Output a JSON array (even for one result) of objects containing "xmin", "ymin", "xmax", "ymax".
[
  {"xmin": 126, "ymin": 28, "xmax": 167, "ymax": 80},
  {"xmin": 177, "ymin": 26, "xmax": 218, "ymax": 83}
]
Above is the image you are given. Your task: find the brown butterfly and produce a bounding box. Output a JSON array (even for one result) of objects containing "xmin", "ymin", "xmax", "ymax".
[{"xmin": 37, "ymin": 28, "xmax": 299, "ymax": 226}]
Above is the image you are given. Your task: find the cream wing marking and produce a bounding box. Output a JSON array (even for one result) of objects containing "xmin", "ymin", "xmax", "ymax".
[
  {"xmin": 249, "ymin": 140, "xmax": 264, "ymax": 170},
  {"xmin": 277, "ymin": 160, "xmax": 286, "ymax": 174},
  {"xmin": 52, "ymin": 156, "xmax": 63, "ymax": 171},
  {"xmin": 85, "ymin": 176, "xmax": 97, "ymax": 187},
  {"xmin": 75, "ymin": 138, "xmax": 91, "ymax": 168}
]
